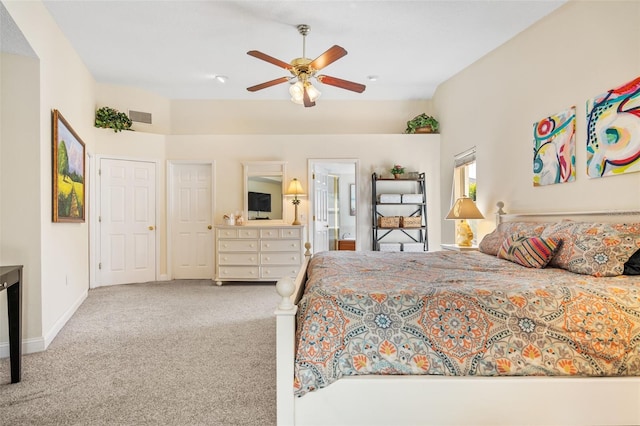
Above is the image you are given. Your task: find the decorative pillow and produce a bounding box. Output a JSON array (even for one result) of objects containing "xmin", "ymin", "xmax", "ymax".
[
  {"xmin": 540, "ymin": 221, "xmax": 577, "ymax": 268},
  {"xmin": 624, "ymin": 248, "xmax": 640, "ymax": 275},
  {"xmin": 497, "ymin": 233, "xmax": 560, "ymax": 268},
  {"xmin": 559, "ymin": 222, "xmax": 640, "ymax": 277},
  {"xmin": 478, "ymin": 222, "xmax": 549, "ymax": 256}
]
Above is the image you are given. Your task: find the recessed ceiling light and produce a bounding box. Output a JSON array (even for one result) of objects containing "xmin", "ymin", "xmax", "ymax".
[
  {"xmin": 367, "ymin": 75, "xmax": 379, "ymax": 82},
  {"xmin": 212, "ymin": 74, "xmax": 228, "ymax": 83}
]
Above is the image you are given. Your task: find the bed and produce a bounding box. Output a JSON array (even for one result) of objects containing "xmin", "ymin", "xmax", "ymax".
[{"xmin": 274, "ymin": 206, "xmax": 640, "ymax": 426}]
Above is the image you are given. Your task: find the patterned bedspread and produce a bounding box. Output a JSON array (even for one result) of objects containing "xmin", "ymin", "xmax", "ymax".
[{"xmin": 294, "ymin": 250, "xmax": 640, "ymax": 396}]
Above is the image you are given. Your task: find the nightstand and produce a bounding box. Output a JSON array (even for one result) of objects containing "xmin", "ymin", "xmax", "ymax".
[{"xmin": 440, "ymin": 244, "xmax": 478, "ymax": 252}]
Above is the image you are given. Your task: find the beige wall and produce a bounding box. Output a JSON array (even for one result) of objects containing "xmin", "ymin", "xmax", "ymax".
[
  {"xmin": 0, "ymin": 52, "xmax": 42, "ymax": 346},
  {"xmin": 434, "ymin": 0, "xmax": 640, "ymax": 244},
  {"xmin": 2, "ymin": 0, "xmax": 96, "ymax": 352}
]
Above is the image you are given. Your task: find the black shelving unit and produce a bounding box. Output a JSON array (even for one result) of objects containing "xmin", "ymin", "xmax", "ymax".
[{"xmin": 371, "ymin": 172, "xmax": 428, "ymax": 251}]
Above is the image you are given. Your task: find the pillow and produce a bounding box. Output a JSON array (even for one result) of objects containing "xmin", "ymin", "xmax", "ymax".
[
  {"xmin": 624, "ymin": 248, "xmax": 640, "ymax": 275},
  {"xmin": 478, "ymin": 222, "xmax": 549, "ymax": 256},
  {"xmin": 557, "ymin": 222, "xmax": 640, "ymax": 277},
  {"xmin": 497, "ymin": 233, "xmax": 560, "ymax": 268}
]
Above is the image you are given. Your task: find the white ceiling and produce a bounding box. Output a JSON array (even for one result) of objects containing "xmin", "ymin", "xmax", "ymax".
[{"xmin": 41, "ymin": 0, "xmax": 566, "ymax": 101}]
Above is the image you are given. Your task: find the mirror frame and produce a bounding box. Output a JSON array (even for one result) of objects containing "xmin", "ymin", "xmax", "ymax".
[{"xmin": 243, "ymin": 161, "xmax": 287, "ymax": 224}]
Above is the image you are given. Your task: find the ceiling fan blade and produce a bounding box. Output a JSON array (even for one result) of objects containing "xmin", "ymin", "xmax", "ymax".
[
  {"xmin": 247, "ymin": 50, "xmax": 293, "ymax": 70},
  {"xmin": 246, "ymin": 77, "xmax": 290, "ymax": 92},
  {"xmin": 303, "ymin": 86, "xmax": 316, "ymax": 108},
  {"xmin": 308, "ymin": 45, "xmax": 347, "ymax": 71},
  {"xmin": 316, "ymin": 75, "xmax": 366, "ymax": 93}
]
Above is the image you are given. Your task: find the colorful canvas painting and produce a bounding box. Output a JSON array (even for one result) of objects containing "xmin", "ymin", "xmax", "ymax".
[
  {"xmin": 586, "ymin": 76, "xmax": 640, "ymax": 178},
  {"xmin": 52, "ymin": 110, "xmax": 85, "ymax": 222},
  {"xmin": 533, "ymin": 106, "xmax": 576, "ymax": 186}
]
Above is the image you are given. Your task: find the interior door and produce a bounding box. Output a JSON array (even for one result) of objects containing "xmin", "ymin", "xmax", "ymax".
[
  {"xmin": 170, "ymin": 163, "xmax": 214, "ymax": 279},
  {"xmin": 99, "ymin": 158, "xmax": 156, "ymax": 286},
  {"xmin": 313, "ymin": 167, "xmax": 330, "ymax": 253}
]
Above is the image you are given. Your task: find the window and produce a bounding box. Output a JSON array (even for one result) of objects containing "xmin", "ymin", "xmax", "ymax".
[
  {"xmin": 452, "ymin": 147, "xmax": 478, "ymax": 242},
  {"xmin": 453, "ymin": 147, "xmax": 476, "ymax": 201}
]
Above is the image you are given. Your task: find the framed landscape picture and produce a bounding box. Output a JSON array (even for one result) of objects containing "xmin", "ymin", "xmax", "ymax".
[{"xmin": 52, "ymin": 109, "xmax": 85, "ymax": 222}]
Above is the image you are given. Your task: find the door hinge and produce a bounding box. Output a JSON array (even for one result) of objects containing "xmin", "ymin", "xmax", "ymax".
[
  {"xmin": 98, "ymin": 262, "xmax": 102, "ymax": 270},
  {"xmin": 98, "ymin": 168, "xmax": 101, "ymax": 176},
  {"xmin": 98, "ymin": 215, "xmax": 101, "ymax": 223},
  {"xmin": 313, "ymin": 215, "xmax": 316, "ymax": 221},
  {"xmin": 312, "ymin": 173, "xmax": 315, "ymax": 180}
]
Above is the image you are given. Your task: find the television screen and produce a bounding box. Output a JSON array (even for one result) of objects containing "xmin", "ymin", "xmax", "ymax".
[{"xmin": 248, "ymin": 191, "xmax": 271, "ymax": 212}]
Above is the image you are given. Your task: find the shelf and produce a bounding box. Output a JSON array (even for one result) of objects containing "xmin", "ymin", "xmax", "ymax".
[{"xmin": 372, "ymin": 172, "xmax": 428, "ymax": 251}]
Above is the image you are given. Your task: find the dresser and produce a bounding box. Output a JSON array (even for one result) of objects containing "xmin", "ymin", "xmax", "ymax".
[{"xmin": 215, "ymin": 225, "xmax": 304, "ymax": 285}]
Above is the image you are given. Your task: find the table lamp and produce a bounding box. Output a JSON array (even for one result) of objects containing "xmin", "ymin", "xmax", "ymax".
[
  {"xmin": 285, "ymin": 178, "xmax": 305, "ymax": 225},
  {"xmin": 446, "ymin": 196, "xmax": 484, "ymax": 247}
]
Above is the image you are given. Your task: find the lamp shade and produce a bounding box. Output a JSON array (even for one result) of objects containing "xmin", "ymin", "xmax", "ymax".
[
  {"xmin": 286, "ymin": 178, "xmax": 305, "ymax": 196},
  {"xmin": 446, "ymin": 196, "xmax": 484, "ymax": 220}
]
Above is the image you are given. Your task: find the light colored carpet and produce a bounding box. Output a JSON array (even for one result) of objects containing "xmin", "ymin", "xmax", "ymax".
[{"xmin": 0, "ymin": 280, "xmax": 280, "ymax": 425}]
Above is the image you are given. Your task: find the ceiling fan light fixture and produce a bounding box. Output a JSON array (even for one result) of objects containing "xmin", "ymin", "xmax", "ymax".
[{"xmin": 289, "ymin": 81, "xmax": 321, "ymax": 105}]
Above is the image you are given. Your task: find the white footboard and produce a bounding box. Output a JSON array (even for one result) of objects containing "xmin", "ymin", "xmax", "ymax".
[{"xmin": 275, "ymin": 244, "xmax": 311, "ymax": 426}]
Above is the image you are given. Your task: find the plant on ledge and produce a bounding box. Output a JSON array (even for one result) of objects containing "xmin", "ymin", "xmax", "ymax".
[
  {"xmin": 95, "ymin": 106, "xmax": 133, "ymax": 132},
  {"xmin": 390, "ymin": 164, "xmax": 405, "ymax": 178},
  {"xmin": 405, "ymin": 113, "xmax": 439, "ymax": 134}
]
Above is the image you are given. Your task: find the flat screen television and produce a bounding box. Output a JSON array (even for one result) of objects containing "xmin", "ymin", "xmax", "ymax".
[{"xmin": 248, "ymin": 191, "xmax": 271, "ymax": 212}]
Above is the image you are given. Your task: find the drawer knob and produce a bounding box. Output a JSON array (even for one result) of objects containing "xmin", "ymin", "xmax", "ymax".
[
  {"xmin": 265, "ymin": 257, "xmax": 270, "ymax": 261},
  {"xmin": 265, "ymin": 243, "xmax": 270, "ymax": 248}
]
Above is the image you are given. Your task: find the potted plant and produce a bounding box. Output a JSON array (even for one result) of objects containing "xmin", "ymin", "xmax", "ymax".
[
  {"xmin": 390, "ymin": 164, "xmax": 405, "ymax": 179},
  {"xmin": 95, "ymin": 106, "xmax": 133, "ymax": 132},
  {"xmin": 405, "ymin": 113, "xmax": 439, "ymax": 134}
]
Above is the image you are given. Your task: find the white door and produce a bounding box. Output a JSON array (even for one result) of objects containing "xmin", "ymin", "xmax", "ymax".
[
  {"xmin": 99, "ymin": 158, "xmax": 156, "ymax": 286},
  {"xmin": 313, "ymin": 167, "xmax": 330, "ymax": 253},
  {"xmin": 170, "ymin": 163, "xmax": 214, "ymax": 279}
]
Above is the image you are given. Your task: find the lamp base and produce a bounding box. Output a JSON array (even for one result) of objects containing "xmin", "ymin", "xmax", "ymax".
[
  {"xmin": 291, "ymin": 203, "xmax": 301, "ymax": 226},
  {"xmin": 456, "ymin": 220, "xmax": 474, "ymax": 247}
]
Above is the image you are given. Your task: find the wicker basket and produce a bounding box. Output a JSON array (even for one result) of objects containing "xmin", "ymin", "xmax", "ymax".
[
  {"xmin": 378, "ymin": 216, "xmax": 400, "ymax": 228},
  {"xmin": 401, "ymin": 216, "xmax": 422, "ymax": 228}
]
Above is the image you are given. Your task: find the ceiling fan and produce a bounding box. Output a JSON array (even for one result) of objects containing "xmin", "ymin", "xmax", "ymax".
[{"xmin": 246, "ymin": 24, "xmax": 366, "ymax": 107}]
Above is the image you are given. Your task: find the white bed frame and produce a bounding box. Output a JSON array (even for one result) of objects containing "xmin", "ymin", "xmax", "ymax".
[{"xmin": 274, "ymin": 205, "xmax": 640, "ymax": 425}]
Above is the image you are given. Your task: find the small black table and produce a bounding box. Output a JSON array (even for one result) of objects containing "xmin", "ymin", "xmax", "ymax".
[{"xmin": 1, "ymin": 265, "xmax": 22, "ymax": 383}]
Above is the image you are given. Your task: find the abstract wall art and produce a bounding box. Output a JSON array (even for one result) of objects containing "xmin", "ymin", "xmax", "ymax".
[
  {"xmin": 586, "ymin": 76, "xmax": 640, "ymax": 178},
  {"xmin": 533, "ymin": 106, "xmax": 576, "ymax": 186}
]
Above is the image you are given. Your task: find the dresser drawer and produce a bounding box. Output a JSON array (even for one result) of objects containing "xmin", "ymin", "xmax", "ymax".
[
  {"xmin": 218, "ymin": 253, "xmax": 259, "ymax": 265},
  {"xmin": 260, "ymin": 228, "xmax": 302, "ymax": 239},
  {"xmin": 261, "ymin": 252, "xmax": 301, "ymax": 265},
  {"xmin": 261, "ymin": 265, "xmax": 300, "ymax": 279},
  {"xmin": 238, "ymin": 228, "xmax": 259, "ymax": 238},
  {"xmin": 261, "ymin": 239, "xmax": 301, "ymax": 252},
  {"xmin": 218, "ymin": 240, "xmax": 258, "ymax": 252},
  {"xmin": 218, "ymin": 266, "xmax": 260, "ymax": 279},
  {"xmin": 217, "ymin": 228, "xmax": 237, "ymax": 239}
]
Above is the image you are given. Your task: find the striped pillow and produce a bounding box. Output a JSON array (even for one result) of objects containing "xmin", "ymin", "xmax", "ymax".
[{"xmin": 497, "ymin": 233, "xmax": 560, "ymax": 268}]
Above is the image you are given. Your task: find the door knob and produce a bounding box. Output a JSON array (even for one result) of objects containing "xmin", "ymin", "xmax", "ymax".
[
  {"xmin": 148, "ymin": 226, "xmax": 155, "ymax": 231},
  {"xmin": 208, "ymin": 225, "xmax": 212, "ymax": 230}
]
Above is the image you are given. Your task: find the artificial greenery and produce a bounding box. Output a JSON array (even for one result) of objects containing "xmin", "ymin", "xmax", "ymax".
[
  {"xmin": 405, "ymin": 113, "xmax": 439, "ymax": 134},
  {"xmin": 390, "ymin": 164, "xmax": 405, "ymax": 175},
  {"xmin": 95, "ymin": 106, "xmax": 133, "ymax": 132}
]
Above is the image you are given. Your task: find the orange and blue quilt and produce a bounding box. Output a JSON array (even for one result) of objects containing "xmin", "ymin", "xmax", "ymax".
[{"xmin": 294, "ymin": 250, "xmax": 640, "ymax": 396}]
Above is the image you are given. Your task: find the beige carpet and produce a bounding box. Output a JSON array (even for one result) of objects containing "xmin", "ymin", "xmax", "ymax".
[{"xmin": 0, "ymin": 280, "xmax": 280, "ymax": 425}]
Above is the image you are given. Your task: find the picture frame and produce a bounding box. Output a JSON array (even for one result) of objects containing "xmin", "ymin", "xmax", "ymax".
[{"xmin": 52, "ymin": 109, "xmax": 86, "ymax": 222}]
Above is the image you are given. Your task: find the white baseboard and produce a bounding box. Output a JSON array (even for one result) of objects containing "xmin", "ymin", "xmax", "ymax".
[
  {"xmin": 0, "ymin": 288, "xmax": 88, "ymax": 358},
  {"xmin": 44, "ymin": 289, "xmax": 88, "ymax": 348},
  {"xmin": 159, "ymin": 274, "xmax": 170, "ymax": 281}
]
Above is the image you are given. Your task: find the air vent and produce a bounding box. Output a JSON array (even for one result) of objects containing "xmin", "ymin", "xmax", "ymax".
[{"xmin": 128, "ymin": 110, "xmax": 152, "ymax": 124}]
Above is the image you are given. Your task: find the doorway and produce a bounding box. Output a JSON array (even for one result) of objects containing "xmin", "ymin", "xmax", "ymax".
[
  {"xmin": 97, "ymin": 157, "xmax": 158, "ymax": 286},
  {"xmin": 308, "ymin": 159, "xmax": 358, "ymax": 254},
  {"xmin": 168, "ymin": 161, "xmax": 215, "ymax": 279}
]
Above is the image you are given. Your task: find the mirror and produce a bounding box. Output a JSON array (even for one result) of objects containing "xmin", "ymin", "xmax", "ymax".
[{"xmin": 243, "ymin": 161, "xmax": 286, "ymax": 223}]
